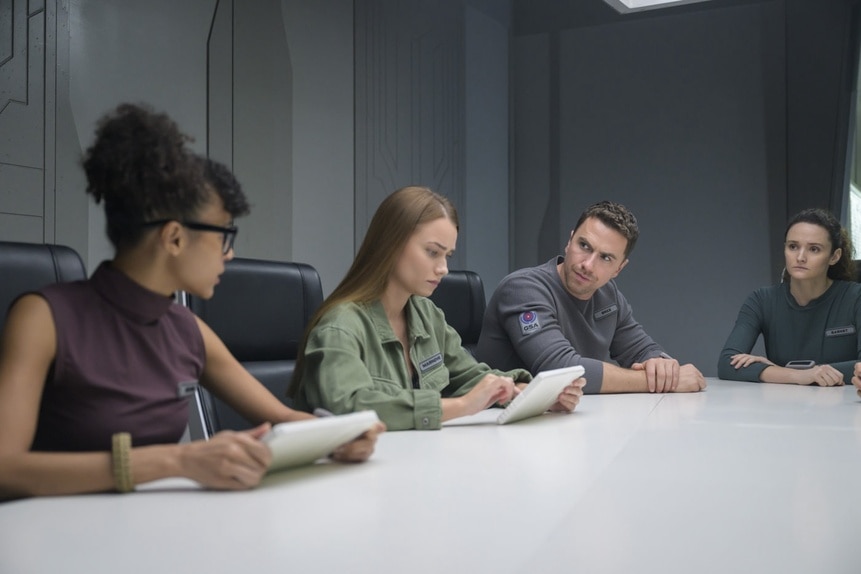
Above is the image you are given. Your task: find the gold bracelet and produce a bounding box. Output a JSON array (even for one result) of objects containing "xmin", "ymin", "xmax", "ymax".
[{"xmin": 111, "ymin": 432, "xmax": 133, "ymax": 493}]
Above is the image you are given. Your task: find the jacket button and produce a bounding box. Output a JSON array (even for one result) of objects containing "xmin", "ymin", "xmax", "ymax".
[{"xmin": 422, "ymin": 417, "xmax": 429, "ymax": 427}]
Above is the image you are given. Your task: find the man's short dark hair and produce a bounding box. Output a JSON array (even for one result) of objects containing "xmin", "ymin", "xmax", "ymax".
[{"xmin": 573, "ymin": 200, "xmax": 639, "ymax": 257}]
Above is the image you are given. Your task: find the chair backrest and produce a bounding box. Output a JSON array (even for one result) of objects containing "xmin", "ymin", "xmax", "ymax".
[
  {"xmin": 0, "ymin": 241, "xmax": 87, "ymax": 328},
  {"xmin": 188, "ymin": 257, "xmax": 324, "ymax": 431},
  {"xmin": 428, "ymin": 269, "xmax": 486, "ymax": 354}
]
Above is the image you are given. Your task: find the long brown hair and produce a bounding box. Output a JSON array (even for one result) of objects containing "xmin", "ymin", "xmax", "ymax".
[{"xmin": 288, "ymin": 186, "xmax": 458, "ymax": 397}]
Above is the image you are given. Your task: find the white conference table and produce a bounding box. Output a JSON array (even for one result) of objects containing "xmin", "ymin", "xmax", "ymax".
[{"xmin": 1, "ymin": 378, "xmax": 859, "ymax": 574}]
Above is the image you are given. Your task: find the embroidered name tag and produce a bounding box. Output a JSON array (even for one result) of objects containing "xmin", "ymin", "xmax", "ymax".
[
  {"xmin": 519, "ymin": 311, "xmax": 540, "ymax": 335},
  {"xmin": 825, "ymin": 326, "xmax": 856, "ymax": 337},
  {"xmin": 594, "ymin": 304, "xmax": 618, "ymax": 320},
  {"xmin": 419, "ymin": 353, "xmax": 443, "ymax": 373}
]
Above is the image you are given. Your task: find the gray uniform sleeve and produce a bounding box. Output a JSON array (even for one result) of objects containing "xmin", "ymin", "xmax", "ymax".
[
  {"xmin": 606, "ymin": 289, "xmax": 666, "ymax": 368},
  {"xmin": 717, "ymin": 291, "xmax": 768, "ymax": 382}
]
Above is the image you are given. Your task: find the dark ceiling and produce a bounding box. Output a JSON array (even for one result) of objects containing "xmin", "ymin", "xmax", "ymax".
[{"xmin": 511, "ymin": 0, "xmax": 776, "ymax": 36}]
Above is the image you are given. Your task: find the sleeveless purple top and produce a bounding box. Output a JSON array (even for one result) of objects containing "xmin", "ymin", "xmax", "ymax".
[{"xmin": 31, "ymin": 262, "xmax": 205, "ymax": 451}]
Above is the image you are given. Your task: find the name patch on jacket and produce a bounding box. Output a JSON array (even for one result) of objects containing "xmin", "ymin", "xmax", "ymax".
[
  {"xmin": 419, "ymin": 353, "xmax": 443, "ymax": 373},
  {"xmin": 519, "ymin": 311, "xmax": 540, "ymax": 335},
  {"xmin": 594, "ymin": 304, "xmax": 618, "ymax": 320},
  {"xmin": 825, "ymin": 325, "xmax": 856, "ymax": 337}
]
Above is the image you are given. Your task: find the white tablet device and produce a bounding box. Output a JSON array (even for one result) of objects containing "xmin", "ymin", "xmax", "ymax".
[
  {"xmin": 262, "ymin": 410, "xmax": 380, "ymax": 473},
  {"xmin": 496, "ymin": 365, "xmax": 585, "ymax": 425}
]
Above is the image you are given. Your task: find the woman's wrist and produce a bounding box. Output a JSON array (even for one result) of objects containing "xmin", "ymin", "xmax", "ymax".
[{"xmin": 130, "ymin": 443, "xmax": 184, "ymax": 486}]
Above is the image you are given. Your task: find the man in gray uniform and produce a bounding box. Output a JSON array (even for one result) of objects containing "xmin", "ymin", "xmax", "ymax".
[{"xmin": 475, "ymin": 200, "xmax": 705, "ymax": 394}]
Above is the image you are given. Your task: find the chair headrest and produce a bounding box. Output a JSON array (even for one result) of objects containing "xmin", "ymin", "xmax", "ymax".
[
  {"xmin": 428, "ymin": 270, "xmax": 486, "ymax": 345},
  {"xmin": 189, "ymin": 257, "xmax": 324, "ymax": 361},
  {"xmin": 0, "ymin": 241, "xmax": 87, "ymax": 327}
]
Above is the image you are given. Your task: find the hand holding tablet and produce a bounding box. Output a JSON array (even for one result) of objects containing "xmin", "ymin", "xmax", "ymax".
[
  {"xmin": 262, "ymin": 410, "xmax": 381, "ymax": 473},
  {"xmin": 496, "ymin": 365, "xmax": 585, "ymax": 424}
]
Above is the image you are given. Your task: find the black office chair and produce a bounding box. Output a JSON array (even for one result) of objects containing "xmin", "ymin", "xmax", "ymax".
[
  {"xmin": 428, "ymin": 269, "xmax": 486, "ymax": 355},
  {"xmin": 188, "ymin": 257, "xmax": 324, "ymax": 432},
  {"xmin": 0, "ymin": 241, "xmax": 87, "ymax": 328},
  {"xmin": 853, "ymin": 260, "xmax": 861, "ymax": 283}
]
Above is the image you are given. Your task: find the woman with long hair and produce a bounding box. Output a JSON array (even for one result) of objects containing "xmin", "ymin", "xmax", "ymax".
[{"xmin": 289, "ymin": 186, "xmax": 584, "ymax": 430}]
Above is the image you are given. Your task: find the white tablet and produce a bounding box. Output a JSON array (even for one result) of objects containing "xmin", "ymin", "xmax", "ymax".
[
  {"xmin": 496, "ymin": 365, "xmax": 585, "ymax": 424},
  {"xmin": 262, "ymin": 410, "xmax": 380, "ymax": 473}
]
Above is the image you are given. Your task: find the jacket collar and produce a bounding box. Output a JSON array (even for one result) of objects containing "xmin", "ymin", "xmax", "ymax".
[{"xmin": 364, "ymin": 297, "xmax": 431, "ymax": 343}]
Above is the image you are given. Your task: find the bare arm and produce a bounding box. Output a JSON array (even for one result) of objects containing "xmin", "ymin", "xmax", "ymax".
[
  {"xmin": 196, "ymin": 318, "xmax": 381, "ymax": 461},
  {"xmin": 601, "ymin": 361, "xmax": 706, "ymax": 394},
  {"xmin": 440, "ymin": 374, "xmax": 519, "ymax": 421},
  {"xmin": 758, "ymin": 364, "xmax": 844, "ymax": 386},
  {"xmin": 0, "ymin": 296, "xmax": 271, "ymax": 500},
  {"xmin": 195, "ymin": 317, "xmax": 313, "ymax": 424}
]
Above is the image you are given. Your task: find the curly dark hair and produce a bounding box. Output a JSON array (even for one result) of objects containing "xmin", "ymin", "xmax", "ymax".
[
  {"xmin": 783, "ymin": 208, "xmax": 856, "ymax": 282},
  {"xmin": 573, "ymin": 200, "xmax": 640, "ymax": 257},
  {"xmin": 82, "ymin": 103, "xmax": 208, "ymax": 250},
  {"xmin": 200, "ymin": 157, "xmax": 250, "ymax": 218}
]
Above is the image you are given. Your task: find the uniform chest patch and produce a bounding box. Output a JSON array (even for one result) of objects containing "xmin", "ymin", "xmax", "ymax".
[
  {"xmin": 519, "ymin": 311, "xmax": 540, "ymax": 335},
  {"xmin": 419, "ymin": 353, "xmax": 443, "ymax": 373},
  {"xmin": 825, "ymin": 325, "xmax": 856, "ymax": 337},
  {"xmin": 593, "ymin": 304, "xmax": 618, "ymax": 320}
]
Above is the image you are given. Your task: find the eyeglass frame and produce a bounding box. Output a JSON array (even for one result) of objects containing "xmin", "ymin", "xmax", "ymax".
[{"xmin": 141, "ymin": 219, "xmax": 238, "ymax": 255}]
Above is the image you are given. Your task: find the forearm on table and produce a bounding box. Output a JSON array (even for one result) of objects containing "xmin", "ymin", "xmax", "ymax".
[
  {"xmin": 598, "ymin": 362, "xmax": 650, "ymax": 393},
  {"xmin": 758, "ymin": 365, "xmax": 806, "ymax": 384},
  {"xmin": 0, "ymin": 444, "xmax": 182, "ymax": 499},
  {"xmin": 717, "ymin": 352, "xmax": 767, "ymax": 382},
  {"xmin": 441, "ymin": 396, "xmax": 471, "ymax": 421}
]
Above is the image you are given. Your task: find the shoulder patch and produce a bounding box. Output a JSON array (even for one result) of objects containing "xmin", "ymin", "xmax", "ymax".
[{"xmin": 519, "ymin": 311, "xmax": 540, "ymax": 335}]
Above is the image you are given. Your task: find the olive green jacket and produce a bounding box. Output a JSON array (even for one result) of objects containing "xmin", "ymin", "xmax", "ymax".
[{"xmin": 293, "ymin": 297, "xmax": 531, "ymax": 430}]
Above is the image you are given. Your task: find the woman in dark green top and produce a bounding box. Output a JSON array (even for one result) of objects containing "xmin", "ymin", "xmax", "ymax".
[{"xmin": 718, "ymin": 208, "xmax": 860, "ymax": 385}]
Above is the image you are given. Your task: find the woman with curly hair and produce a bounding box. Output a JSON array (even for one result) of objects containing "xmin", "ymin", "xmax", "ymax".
[
  {"xmin": 0, "ymin": 103, "xmax": 381, "ymax": 500},
  {"xmin": 718, "ymin": 208, "xmax": 861, "ymax": 386}
]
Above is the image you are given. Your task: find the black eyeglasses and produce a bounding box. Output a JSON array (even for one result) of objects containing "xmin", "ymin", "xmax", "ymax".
[{"xmin": 142, "ymin": 219, "xmax": 238, "ymax": 254}]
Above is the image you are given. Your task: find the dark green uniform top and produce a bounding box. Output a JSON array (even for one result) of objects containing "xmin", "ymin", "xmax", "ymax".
[{"xmin": 718, "ymin": 280, "xmax": 861, "ymax": 382}]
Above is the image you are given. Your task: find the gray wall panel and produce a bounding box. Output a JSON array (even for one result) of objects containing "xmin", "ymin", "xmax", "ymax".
[
  {"xmin": 0, "ymin": 1, "xmax": 49, "ymax": 243},
  {"xmin": 282, "ymin": 0, "xmax": 353, "ymax": 294},
  {"xmin": 232, "ymin": 0, "xmax": 292, "ymax": 260},
  {"xmin": 355, "ymin": 0, "xmax": 466, "ymax": 268},
  {"xmin": 464, "ymin": 3, "xmax": 510, "ymax": 296},
  {"xmin": 513, "ymin": 2, "xmax": 781, "ymax": 375},
  {"xmin": 69, "ymin": 0, "xmax": 215, "ymax": 267},
  {"xmin": 0, "ymin": 164, "xmax": 42, "ymax": 215},
  {"xmin": 206, "ymin": 0, "xmax": 234, "ymax": 168},
  {"xmin": 0, "ymin": 213, "xmax": 44, "ymax": 243},
  {"xmin": 512, "ymin": 34, "xmax": 551, "ymax": 269},
  {"xmin": 54, "ymin": 0, "xmax": 89, "ymax": 261}
]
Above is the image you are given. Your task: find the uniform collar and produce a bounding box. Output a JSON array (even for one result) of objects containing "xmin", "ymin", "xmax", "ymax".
[
  {"xmin": 91, "ymin": 261, "xmax": 176, "ymax": 324},
  {"xmin": 782, "ymin": 279, "xmax": 839, "ymax": 310}
]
